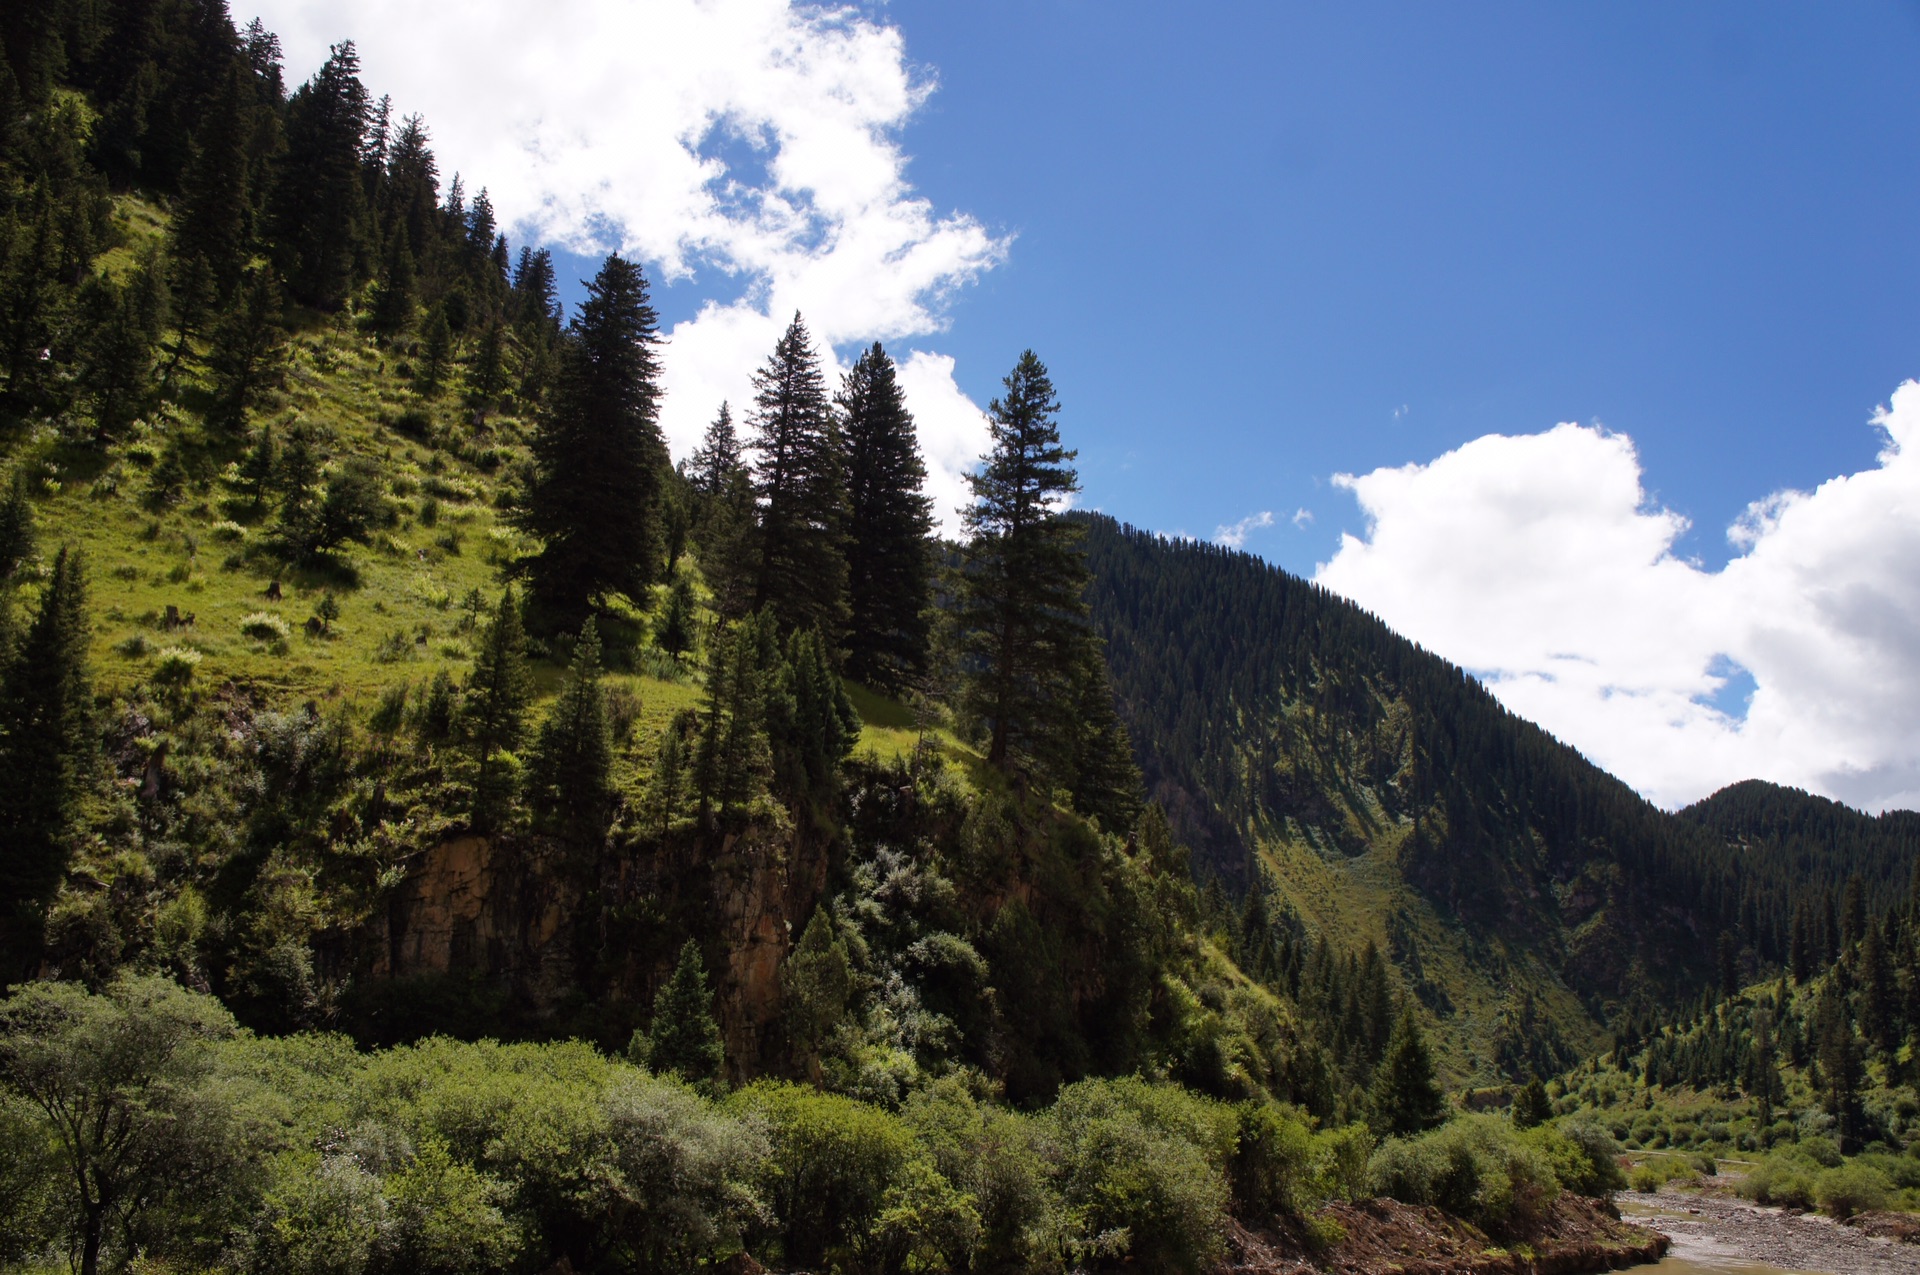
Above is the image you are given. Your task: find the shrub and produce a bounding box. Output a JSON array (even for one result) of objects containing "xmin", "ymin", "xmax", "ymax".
[
  {"xmin": 1369, "ymin": 1116, "xmax": 1560, "ymax": 1234},
  {"xmin": 1231, "ymin": 1101, "xmax": 1322, "ymax": 1223},
  {"xmin": 1814, "ymin": 1161, "xmax": 1892, "ymax": 1219},
  {"xmin": 1044, "ymin": 1076, "xmax": 1235, "ymax": 1273},
  {"xmin": 731, "ymin": 1081, "xmax": 971, "ymax": 1273},
  {"xmin": 240, "ymin": 611, "xmax": 292, "ymax": 642},
  {"xmin": 211, "ymin": 519, "xmax": 246, "ymax": 541},
  {"xmin": 1798, "ymin": 1135, "xmax": 1843, "ymax": 1168},
  {"xmin": 153, "ymin": 645, "xmax": 202, "ymax": 684},
  {"xmin": 1737, "ymin": 1156, "xmax": 1815, "ymax": 1210},
  {"xmin": 1529, "ymin": 1119, "xmax": 1626, "ymax": 1198}
]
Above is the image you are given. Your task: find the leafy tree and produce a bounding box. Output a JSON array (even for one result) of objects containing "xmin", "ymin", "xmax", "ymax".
[
  {"xmin": 0, "ymin": 546, "xmax": 91, "ymax": 919},
  {"xmin": 839, "ymin": 342, "xmax": 934, "ymax": 692},
  {"xmin": 514, "ymin": 254, "xmax": 667, "ymax": 625},
  {"xmin": 270, "ymin": 42, "xmax": 372, "ymax": 308},
  {"xmin": 463, "ymin": 587, "xmax": 533, "ymax": 830},
  {"xmin": 1370, "ymin": 1008, "xmax": 1449, "ymax": 1137},
  {"xmin": 749, "ymin": 312, "xmax": 847, "ymax": 638},
  {"xmin": 204, "ymin": 267, "xmax": 287, "ymax": 433},
  {"xmin": 527, "ymin": 618, "xmax": 614, "ymax": 846},
  {"xmin": 643, "ymin": 939, "xmax": 726, "ymax": 1087},
  {"xmin": 0, "ymin": 975, "xmax": 244, "ymax": 1275},
  {"xmin": 956, "ymin": 350, "xmax": 1089, "ymax": 769}
]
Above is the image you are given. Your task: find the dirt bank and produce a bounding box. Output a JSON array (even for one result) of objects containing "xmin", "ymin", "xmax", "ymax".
[
  {"xmin": 1221, "ymin": 1194, "xmax": 1669, "ymax": 1274},
  {"xmin": 1619, "ymin": 1183, "xmax": 1917, "ymax": 1275}
]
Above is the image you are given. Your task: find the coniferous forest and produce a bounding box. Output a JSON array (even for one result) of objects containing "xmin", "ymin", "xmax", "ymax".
[{"xmin": 0, "ymin": 5, "xmax": 1916, "ymax": 1274}]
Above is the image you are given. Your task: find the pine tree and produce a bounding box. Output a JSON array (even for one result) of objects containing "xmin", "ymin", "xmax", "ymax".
[
  {"xmin": 0, "ymin": 469, "xmax": 36, "ymax": 580},
  {"xmin": 784, "ymin": 907, "xmax": 853, "ymax": 1082},
  {"xmin": 641, "ymin": 938, "xmax": 726, "ymax": 1088},
  {"xmin": 514, "ymin": 254, "xmax": 667, "ymax": 625},
  {"xmin": 205, "ymin": 268, "xmax": 287, "ymax": 432},
  {"xmin": 415, "ymin": 304, "xmax": 451, "ymax": 398},
  {"xmin": 956, "ymin": 350, "xmax": 1091, "ymax": 770},
  {"xmin": 463, "ymin": 587, "xmax": 533, "ymax": 830},
  {"xmin": 1790, "ymin": 900, "xmax": 1813, "ymax": 984},
  {"xmin": 77, "ymin": 249, "xmax": 168, "ymax": 438},
  {"xmin": 368, "ymin": 232, "xmax": 415, "ymax": 334},
  {"xmin": 749, "ymin": 313, "xmax": 848, "ymax": 638},
  {"xmin": 838, "ymin": 342, "xmax": 934, "ymax": 692},
  {"xmin": 1861, "ymin": 919, "xmax": 1898, "ymax": 1059},
  {"xmin": 700, "ymin": 467, "xmax": 761, "ymax": 620},
  {"xmin": 170, "ymin": 57, "xmax": 254, "ymax": 316},
  {"xmin": 643, "ymin": 709, "xmax": 697, "ymax": 837},
  {"xmin": 1369, "ymin": 1007, "xmax": 1449, "ymax": 1136},
  {"xmin": 655, "ymin": 576, "xmax": 696, "ymax": 663},
  {"xmin": 1813, "ymin": 982, "xmax": 1866, "ymax": 1152},
  {"xmin": 0, "ymin": 547, "xmax": 91, "ymax": 915},
  {"xmin": 689, "ymin": 401, "xmax": 741, "ymax": 498},
  {"xmin": 1842, "ymin": 874, "xmax": 1867, "ymax": 955},
  {"xmin": 269, "ymin": 42, "xmax": 372, "ymax": 309},
  {"xmin": 510, "ymin": 247, "xmax": 558, "ymax": 334},
  {"xmin": 693, "ymin": 610, "xmax": 779, "ymax": 824},
  {"xmin": 527, "ymin": 618, "xmax": 613, "ymax": 846},
  {"xmin": 1060, "ymin": 644, "xmax": 1143, "ymax": 831},
  {"xmin": 1512, "ymin": 1077, "xmax": 1552, "ymax": 1129},
  {"xmin": 766, "ymin": 626, "xmax": 858, "ymax": 828},
  {"xmin": 465, "ymin": 320, "xmax": 506, "ymax": 409}
]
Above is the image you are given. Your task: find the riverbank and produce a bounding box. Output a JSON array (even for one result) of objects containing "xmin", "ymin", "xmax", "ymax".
[
  {"xmin": 1620, "ymin": 1182, "xmax": 1917, "ymax": 1275},
  {"xmin": 1220, "ymin": 1194, "xmax": 1670, "ymax": 1274}
]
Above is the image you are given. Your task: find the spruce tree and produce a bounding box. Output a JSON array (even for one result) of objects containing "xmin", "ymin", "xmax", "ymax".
[
  {"xmin": 205, "ymin": 268, "xmax": 287, "ymax": 432},
  {"xmin": 463, "ymin": 586, "xmax": 533, "ymax": 830},
  {"xmin": 655, "ymin": 576, "xmax": 696, "ymax": 663},
  {"xmin": 0, "ymin": 547, "xmax": 92, "ymax": 915},
  {"xmin": 956, "ymin": 350, "xmax": 1091, "ymax": 769},
  {"xmin": 0, "ymin": 470, "xmax": 36, "ymax": 580},
  {"xmin": 642, "ymin": 938, "xmax": 726, "ymax": 1087},
  {"xmin": 1511, "ymin": 1077, "xmax": 1552, "ymax": 1129},
  {"xmin": 644, "ymin": 709, "xmax": 697, "ymax": 837},
  {"xmin": 269, "ymin": 42, "xmax": 372, "ymax": 309},
  {"xmin": 77, "ymin": 249, "xmax": 168, "ymax": 438},
  {"xmin": 237, "ymin": 426, "xmax": 277, "ymax": 513},
  {"xmin": 749, "ymin": 313, "xmax": 848, "ymax": 638},
  {"xmin": 466, "ymin": 320, "xmax": 506, "ymax": 409},
  {"xmin": 700, "ymin": 467, "xmax": 761, "ymax": 620},
  {"xmin": 527, "ymin": 618, "xmax": 613, "ymax": 846},
  {"xmin": 415, "ymin": 305, "xmax": 452, "ymax": 398},
  {"xmin": 1369, "ymin": 1007, "xmax": 1449, "ymax": 1136},
  {"xmin": 514, "ymin": 254, "xmax": 667, "ymax": 625},
  {"xmin": 171, "ymin": 58, "xmax": 254, "ymax": 315},
  {"xmin": 689, "ymin": 401, "xmax": 741, "ymax": 498},
  {"xmin": 838, "ymin": 342, "xmax": 934, "ymax": 692},
  {"xmin": 766, "ymin": 627, "xmax": 857, "ymax": 828},
  {"xmin": 369, "ymin": 232, "xmax": 416, "ymax": 334},
  {"xmin": 1861, "ymin": 919, "xmax": 1898, "ymax": 1059},
  {"xmin": 693, "ymin": 610, "xmax": 779, "ymax": 824}
]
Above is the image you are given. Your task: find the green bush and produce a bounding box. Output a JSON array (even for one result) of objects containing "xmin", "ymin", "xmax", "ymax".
[
  {"xmin": 1814, "ymin": 1161, "xmax": 1892, "ymax": 1219},
  {"xmin": 732, "ymin": 1080, "xmax": 973, "ymax": 1274},
  {"xmin": 1528, "ymin": 1119, "xmax": 1626, "ymax": 1198},
  {"xmin": 1734, "ymin": 1154, "xmax": 1816, "ymax": 1210},
  {"xmin": 902, "ymin": 1078, "xmax": 1062, "ymax": 1271},
  {"xmin": 240, "ymin": 611, "xmax": 293, "ymax": 642},
  {"xmin": 1045, "ymin": 1076, "xmax": 1235, "ymax": 1273},
  {"xmin": 1368, "ymin": 1116, "xmax": 1560, "ymax": 1233}
]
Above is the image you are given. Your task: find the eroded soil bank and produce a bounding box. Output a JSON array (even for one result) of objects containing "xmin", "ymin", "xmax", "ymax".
[
  {"xmin": 1619, "ymin": 1183, "xmax": 1919, "ymax": 1275},
  {"xmin": 1220, "ymin": 1194, "xmax": 1669, "ymax": 1274}
]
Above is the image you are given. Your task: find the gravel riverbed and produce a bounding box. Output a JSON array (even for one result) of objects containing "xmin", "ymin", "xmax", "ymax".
[{"xmin": 1620, "ymin": 1185, "xmax": 1919, "ymax": 1274}]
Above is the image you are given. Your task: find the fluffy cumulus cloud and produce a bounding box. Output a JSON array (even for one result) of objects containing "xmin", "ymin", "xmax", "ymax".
[
  {"xmin": 1316, "ymin": 383, "xmax": 1920, "ymax": 813},
  {"xmin": 251, "ymin": 0, "xmax": 1005, "ymax": 531}
]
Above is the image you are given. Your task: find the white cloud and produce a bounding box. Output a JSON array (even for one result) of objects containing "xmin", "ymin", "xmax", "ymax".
[
  {"xmin": 1316, "ymin": 382, "xmax": 1920, "ymax": 814},
  {"xmin": 1215, "ymin": 511, "xmax": 1275, "ymax": 548},
  {"xmin": 251, "ymin": 0, "xmax": 1006, "ymax": 497},
  {"xmin": 1291, "ymin": 507, "xmax": 1314, "ymax": 529}
]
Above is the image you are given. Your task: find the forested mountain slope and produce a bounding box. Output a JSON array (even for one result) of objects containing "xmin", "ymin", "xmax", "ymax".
[{"xmin": 1082, "ymin": 516, "xmax": 1920, "ymax": 1075}]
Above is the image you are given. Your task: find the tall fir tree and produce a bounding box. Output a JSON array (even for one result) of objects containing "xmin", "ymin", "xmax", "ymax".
[
  {"xmin": 0, "ymin": 469, "xmax": 37, "ymax": 580},
  {"xmin": 527, "ymin": 618, "xmax": 614, "ymax": 847},
  {"xmin": 694, "ymin": 610, "xmax": 779, "ymax": 825},
  {"xmin": 640, "ymin": 939, "xmax": 726, "ymax": 1087},
  {"xmin": 514, "ymin": 254, "xmax": 667, "ymax": 626},
  {"xmin": 169, "ymin": 57, "xmax": 254, "ymax": 331},
  {"xmin": 269, "ymin": 41, "xmax": 371, "ymax": 309},
  {"xmin": 956, "ymin": 350, "xmax": 1090, "ymax": 769},
  {"xmin": 1369, "ymin": 1007, "xmax": 1449, "ymax": 1137},
  {"xmin": 205, "ymin": 267, "xmax": 287, "ymax": 432},
  {"xmin": 0, "ymin": 547, "xmax": 91, "ymax": 917},
  {"xmin": 463, "ymin": 586, "xmax": 533, "ymax": 830},
  {"xmin": 749, "ymin": 313, "xmax": 848, "ymax": 639},
  {"xmin": 838, "ymin": 342, "xmax": 934, "ymax": 692},
  {"xmin": 689, "ymin": 401, "xmax": 741, "ymax": 498}
]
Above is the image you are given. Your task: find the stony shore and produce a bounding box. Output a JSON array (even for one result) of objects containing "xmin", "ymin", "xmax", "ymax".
[{"xmin": 1619, "ymin": 1182, "xmax": 1919, "ymax": 1274}]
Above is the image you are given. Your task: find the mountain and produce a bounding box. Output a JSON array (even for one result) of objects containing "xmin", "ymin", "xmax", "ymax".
[{"xmin": 1082, "ymin": 515, "xmax": 1919, "ymax": 1078}]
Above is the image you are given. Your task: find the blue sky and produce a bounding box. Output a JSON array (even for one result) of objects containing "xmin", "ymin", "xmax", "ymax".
[
  {"xmin": 875, "ymin": 2, "xmax": 1920, "ymax": 574},
  {"xmin": 258, "ymin": 0, "xmax": 1920, "ymax": 811}
]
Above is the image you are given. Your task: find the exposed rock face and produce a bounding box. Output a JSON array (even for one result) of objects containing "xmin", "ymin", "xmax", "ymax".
[{"xmin": 364, "ymin": 818, "xmax": 830, "ymax": 1077}]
